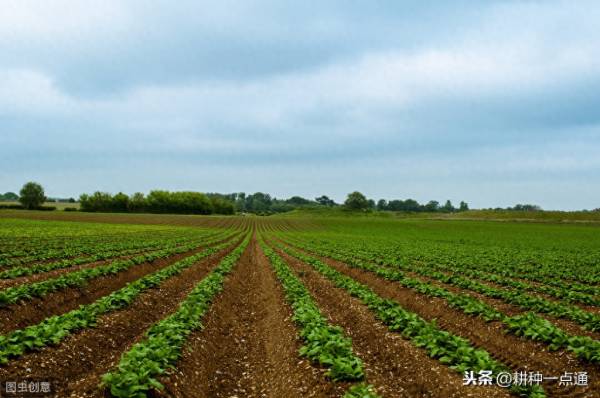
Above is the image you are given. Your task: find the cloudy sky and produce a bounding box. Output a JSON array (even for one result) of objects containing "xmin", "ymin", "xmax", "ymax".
[{"xmin": 1, "ymin": 1, "xmax": 599, "ymax": 209}]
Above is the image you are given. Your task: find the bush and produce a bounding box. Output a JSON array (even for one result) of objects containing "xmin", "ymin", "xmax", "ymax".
[
  {"xmin": 64, "ymin": 207, "xmax": 78, "ymax": 212},
  {"xmin": 0, "ymin": 204, "xmax": 24, "ymax": 210}
]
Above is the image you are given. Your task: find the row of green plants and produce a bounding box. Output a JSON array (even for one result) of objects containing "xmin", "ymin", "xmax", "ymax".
[
  {"xmin": 0, "ymin": 232, "xmax": 223, "ymax": 279},
  {"xmin": 278, "ymin": 243, "xmax": 546, "ymax": 398},
  {"xmin": 326, "ymin": 238, "xmax": 600, "ymax": 307},
  {"xmin": 260, "ymin": 239, "xmax": 365, "ymax": 381},
  {"xmin": 0, "ymin": 229, "xmax": 207, "ymax": 267},
  {"xmin": 287, "ymin": 230, "xmax": 600, "ymax": 295},
  {"xmin": 287, "ymin": 236, "xmax": 600, "ymax": 332},
  {"xmin": 0, "ymin": 238, "xmax": 238, "ymax": 364},
  {"xmin": 101, "ymin": 234, "xmax": 251, "ymax": 397},
  {"xmin": 275, "ymin": 240, "xmax": 600, "ymax": 363},
  {"xmin": 0, "ymin": 232, "xmax": 240, "ymax": 305}
]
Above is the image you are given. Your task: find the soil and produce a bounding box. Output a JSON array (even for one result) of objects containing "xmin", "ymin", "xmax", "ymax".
[
  {"xmin": 274, "ymin": 245, "xmax": 510, "ymax": 398},
  {"xmin": 0, "ymin": 241, "xmax": 238, "ymax": 397},
  {"xmin": 0, "ymin": 236, "xmax": 239, "ymax": 335},
  {"xmin": 157, "ymin": 237, "xmax": 344, "ymax": 398},
  {"xmin": 284, "ymin": 243, "xmax": 600, "ymax": 398}
]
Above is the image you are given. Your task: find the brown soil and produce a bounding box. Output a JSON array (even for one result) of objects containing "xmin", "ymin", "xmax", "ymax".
[
  {"xmin": 156, "ymin": 237, "xmax": 343, "ymax": 398},
  {"xmin": 0, "ymin": 237, "xmax": 239, "ymax": 335},
  {"xmin": 286, "ymin": 244, "xmax": 600, "ymax": 398},
  {"xmin": 274, "ymin": 245, "xmax": 510, "ymax": 398},
  {"xmin": 0, "ymin": 242, "xmax": 238, "ymax": 398}
]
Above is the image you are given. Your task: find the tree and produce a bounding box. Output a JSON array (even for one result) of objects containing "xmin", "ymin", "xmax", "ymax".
[
  {"xmin": 19, "ymin": 182, "xmax": 46, "ymax": 209},
  {"xmin": 442, "ymin": 200, "xmax": 455, "ymax": 213},
  {"xmin": 112, "ymin": 192, "xmax": 130, "ymax": 212},
  {"xmin": 424, "ymin": 200, "xmax": 440, "ymax": 212},
  {"xmin": 510, "ymin": 204, "xmax": 542, "ymax": 211},
  {"xmin": 459, "ymin": 201, "xmax": 469, "ymax": 211},
  {"xmin": 344, "ymin": 191, "xmax": 369, "ymax": 211},
  {"xmin": 286, "ymin": 196, "xmax": 311, "ymax": 206},
  {"xmin": 129, "ymin": 192, "xmax": 146, "ymax": 212},
  {"xmin": 376, "ymin": 199, "xmax": 388, "ymax": 211},
  {"xmin": 367, "ymin": 199, "xmax": 376, "ymax": 210},
  {"xmin": 315, "ymin": 195, "xmax": 336, "ymax": 206},
  {"xmin": 1, "ymin": 192, "xmax": 19, "ymax": 201}
]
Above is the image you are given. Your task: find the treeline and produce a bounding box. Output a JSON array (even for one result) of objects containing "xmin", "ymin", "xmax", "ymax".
[
  {"xmin": 483, "ymin": 204, "xmax": 543, "ymax": 211},
  {"xmin": 79, "ymin": 191, "xmax": 235, "ymax": 214},
  {"xmin": 0, "ymin": 192, "xmax": 19, "ymax": 201},
  {"xmin": 78, "ymin": 191, "xmax": 333, "ymax": 215},
  {"xmin": 374, "ymin": 198, "xmax": 469, "ymax": 213}
]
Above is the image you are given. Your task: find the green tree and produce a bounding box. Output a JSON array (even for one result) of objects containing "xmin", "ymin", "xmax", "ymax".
[
  {"xmin": 442, "ymin": 200, "xmax": 455, "ymax": 213},
  {"xmin": 286, "ymin": 196, "xmax": 311, "ymax": 206},
  {"xmin": 344, "ymin": 191, "xmax": 369, "ymax": 211},
  {"xmin": 112, "ymin": 192, "xmax": 130, "ymax": 212},
  {"xmin": 1, "ymin": 192, "xmax": 19, "ymax": 201},
  {"xmin": 129, "ymin": 192, "xmax": 146, "ymax": 212},
  {"xmin": 459, "ymin": 201, "xmax": 469, "ymax": 211},
  {"xmin": 19, "ymin": 182, "xmax": 46, "ymax": 209},
  {"xmin": 424, "ymin": 200, "xmax": 440, "ymax": 212},
  {"xmin": 315, "ymin": 195, "xmax": 336, "ymax": 206},
  {"xmin": 376, "ymin": 199, "xmax": 388, "ymax": 211}
]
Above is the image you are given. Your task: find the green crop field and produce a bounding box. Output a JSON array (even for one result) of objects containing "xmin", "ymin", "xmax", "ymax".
[{"xmin": 0, "ymin": 212, "xmax": 599, "ymax": 397}]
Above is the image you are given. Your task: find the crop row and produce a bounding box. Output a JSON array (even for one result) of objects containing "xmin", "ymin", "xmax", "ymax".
[
  {"xmin": 102, "ymin": 233, "xmax": 251, "ymax": 397},
  {"xmin": 274, "ymin": 240, "xmax": 600, "ymax": 363},
  {"xmin": 275, "ymin": 241, "xmax": 545, "ymax": 398},
  {"xmin": 0, "ymin": 231, "xmax": 239, "ymax": 306},
  {"xmin": 324, "ymin": 238, "xmax": 600, "ymax": 307},
  {"xmin": 289, "ymin": 234, "xmax": 600, "ymax": 295},
  {"xmin": 285, "ymin": 237, "xmax": 600, "ymax": 332},
  {"xmin": 0, "ymin": 232, "xmax": 227, "ymax": 279},
  {"xmin": 0, "ymin": 237, "xmax": 238, "ymax": 365},
  {"xmin": 0, "ymin": 229, "xmax": 213, "ymax": 268},
  {"xmin": 260, "ymin": 239, "xmax": 365, "ymax": 381}
]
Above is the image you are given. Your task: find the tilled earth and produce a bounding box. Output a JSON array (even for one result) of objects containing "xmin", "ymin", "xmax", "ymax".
[{"xmin": 1, "ymin": 232, "xmax": 598, "ymax": 398}]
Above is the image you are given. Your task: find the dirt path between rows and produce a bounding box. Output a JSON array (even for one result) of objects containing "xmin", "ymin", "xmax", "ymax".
[
  {"xmin": 0, "ymin": 240, "xmax": 239, "ymax": 398},
  {"xmin": 274, "ymin": 245, "xmax": 510, "ymax": 398},
  {"xmin": 0, "ymin": 236, "xmax": 239, "ymax": 335},
  {"xmin": 157, "ymin": 237, "xmax": 344, "ymax": 398},
  {"xmin": 284, "ymin": 243, "xmax": 600, "ymax": 398}
]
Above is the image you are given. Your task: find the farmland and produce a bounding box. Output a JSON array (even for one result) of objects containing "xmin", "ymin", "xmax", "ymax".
[{"xmin": 0, "ymin": 213, "xmax": 599, "ymax": 397}]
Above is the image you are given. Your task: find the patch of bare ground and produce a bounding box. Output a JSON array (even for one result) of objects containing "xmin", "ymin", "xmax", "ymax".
[
  {"xmin": 273, "ymin": 245, "xmax": 509, "ymax": 398},
  {"xmin": 285, "ymin": 244, "xmax": 600, "ymax": 398},
  {"xmin": 156, "ymin": 237, "xmax": 344, "ymax": 398},
  {"xmin": 0, "ymin": 241, "xmax": 239, "ymax": 398},
  {"xmin": 0, "ymin": 236, "xmax": 240, "ymax": 335}
]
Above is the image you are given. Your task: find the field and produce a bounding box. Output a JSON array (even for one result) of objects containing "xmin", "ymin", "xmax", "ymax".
[{"xmin": 0, "ymin": 212, "xmax": 599, "ymax": 397}]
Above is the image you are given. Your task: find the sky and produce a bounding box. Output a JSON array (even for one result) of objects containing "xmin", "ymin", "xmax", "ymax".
[{"xmin": 1, "ymin": 1, "xmax": 599, "ymax": 210}]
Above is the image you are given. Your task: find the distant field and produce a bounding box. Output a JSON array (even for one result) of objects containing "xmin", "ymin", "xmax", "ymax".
[
  {"xmin": 0, "ymin": 213, "xmax": 599, "ymax": 396},
  {"xmin": 0, "ymin": 201, "xmax": 80, "ymax": 210},
  {"xmin": 440, "ymin": 209, "xmax": 600, "ymax": 223}
]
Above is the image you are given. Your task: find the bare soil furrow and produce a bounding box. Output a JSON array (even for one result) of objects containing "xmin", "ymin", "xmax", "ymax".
[{"xmin": 157, "ymin": 237, "xmax": 343, "ymax": 398}]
